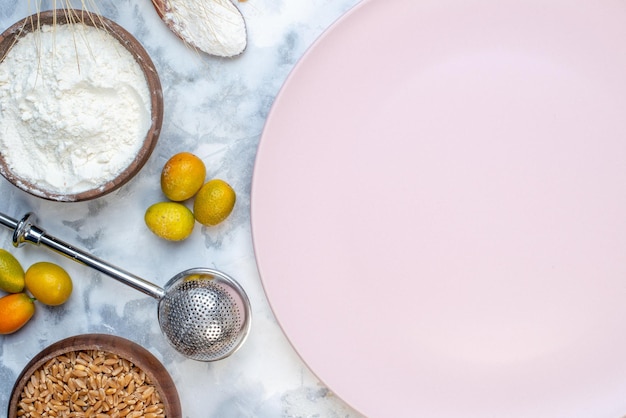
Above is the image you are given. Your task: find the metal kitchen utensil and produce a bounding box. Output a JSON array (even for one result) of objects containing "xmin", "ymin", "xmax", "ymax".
[{"xmin": 0, "ymin": 211, "xmax": 251, "ymax": 362}]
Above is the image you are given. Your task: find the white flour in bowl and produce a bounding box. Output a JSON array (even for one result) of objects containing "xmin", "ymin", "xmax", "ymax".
[{"xmin": 0, "ymin": 23, "xmax": 151, "ymax": 195}]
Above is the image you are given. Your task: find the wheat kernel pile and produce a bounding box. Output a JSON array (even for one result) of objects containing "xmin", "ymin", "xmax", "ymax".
[{"xmin": 17, "ymin": 349, "xmax": 166, "ymax": 418}]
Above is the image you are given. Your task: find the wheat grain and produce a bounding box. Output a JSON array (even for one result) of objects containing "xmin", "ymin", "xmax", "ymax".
[{"xmin": 17, "ymin": 349, "xmax": 166, "ymax": 417}]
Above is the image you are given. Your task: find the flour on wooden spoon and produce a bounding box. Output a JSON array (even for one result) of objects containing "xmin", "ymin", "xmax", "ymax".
[{"xmin": 154, "ymin": 0, "xmax": 247, "ymax": 57}]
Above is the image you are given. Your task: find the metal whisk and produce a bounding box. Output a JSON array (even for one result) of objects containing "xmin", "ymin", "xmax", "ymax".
[{"xmin": 0, "ymin": 211, "xmax": 251, "ymax": 362}]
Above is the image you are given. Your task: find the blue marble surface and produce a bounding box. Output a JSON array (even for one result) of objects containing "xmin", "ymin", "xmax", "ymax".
[{"xmin": 0, "ymin": 1, "xmax": 363, "ymax": 416}]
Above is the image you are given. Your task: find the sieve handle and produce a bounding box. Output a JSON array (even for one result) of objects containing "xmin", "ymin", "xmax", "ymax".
[
  {"xmin": 0, "ymin": 212, "xmax": 166, "ymax": 300},
  {"xmin": 0, "ymin": 211, "xmax": 18, "ymax": 230}
]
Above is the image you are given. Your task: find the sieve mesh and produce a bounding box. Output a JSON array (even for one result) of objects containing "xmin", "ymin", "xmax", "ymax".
[{"xmin": 158, "ymin": 271, "xmax": 250, "ymax": 362}]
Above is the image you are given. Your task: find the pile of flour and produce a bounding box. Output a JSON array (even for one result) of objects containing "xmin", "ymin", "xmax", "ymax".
[
  {"xmin": 162, "ymin": 0, "xmax": 247, "ymax": 57},
  {"xmin": 0, "ymin": 23, "xmax": 151, "ymax": 196}
]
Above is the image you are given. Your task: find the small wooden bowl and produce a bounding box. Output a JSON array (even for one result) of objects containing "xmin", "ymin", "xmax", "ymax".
[
  {"xmin": 0, "ymin": 9, "xmax": 163, "ymax": 202},
  {"xmin": 8, "ymin": 334, "xmax": 181, "ymax": 417}
]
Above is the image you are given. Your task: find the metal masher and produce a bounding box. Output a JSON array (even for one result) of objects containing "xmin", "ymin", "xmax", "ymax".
[{"xmin": 0, "ymin": 211, "xmax": 251, "ymax": 362}]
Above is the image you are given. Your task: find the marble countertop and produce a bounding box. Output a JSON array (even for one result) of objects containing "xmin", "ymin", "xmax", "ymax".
[{"xmin": 0, "ymin": 1, "xmax": 363, "ymax": 416}]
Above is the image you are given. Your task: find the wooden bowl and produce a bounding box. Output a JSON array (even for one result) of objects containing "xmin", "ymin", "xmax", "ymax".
[
  {"xmin": 0, "ymin": 9, "xmax": 163, "ymax": 202},
  {"xmin": 8, "ymin": 334, "xmax": 181, "ymax": 417}
]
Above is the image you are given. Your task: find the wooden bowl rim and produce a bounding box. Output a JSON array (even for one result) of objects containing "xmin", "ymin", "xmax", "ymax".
[
  {"xmin": 0, "ymin": 9, "xmax": 164, "ymax": 202},
  {"xmin": 8, "ymin": 333, "xmax": 181, "ymax": 417}
]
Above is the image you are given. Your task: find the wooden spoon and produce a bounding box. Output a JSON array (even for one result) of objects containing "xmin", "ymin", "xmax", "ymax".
[{"xmin": 151, "ymin": 0, "xmax": 247, "ymax": 57}]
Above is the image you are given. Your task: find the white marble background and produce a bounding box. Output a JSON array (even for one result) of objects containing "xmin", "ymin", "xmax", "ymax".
[{"xmin": 0, "ymin": 1, "xmax": 363, "ymax": 416}]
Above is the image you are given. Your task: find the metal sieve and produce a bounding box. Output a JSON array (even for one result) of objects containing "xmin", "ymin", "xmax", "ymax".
[{"xmin": 0, "ymin": 211, "xmax": 251, "ymax": 362}]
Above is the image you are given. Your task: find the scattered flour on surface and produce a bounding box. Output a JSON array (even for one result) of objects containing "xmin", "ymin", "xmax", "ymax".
[
  {"xmin": 163, "ymin": 0, "xmax": 247, "ymax": 57},
  {"xmin": 0, "ymin": 23, "xmax": 151, "ymax": 195}
]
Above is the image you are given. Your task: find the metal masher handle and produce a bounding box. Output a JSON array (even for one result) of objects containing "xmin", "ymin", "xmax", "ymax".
[{"xmin": 0, "ymin": 211, "xmax": 166, "ymax": 300}]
